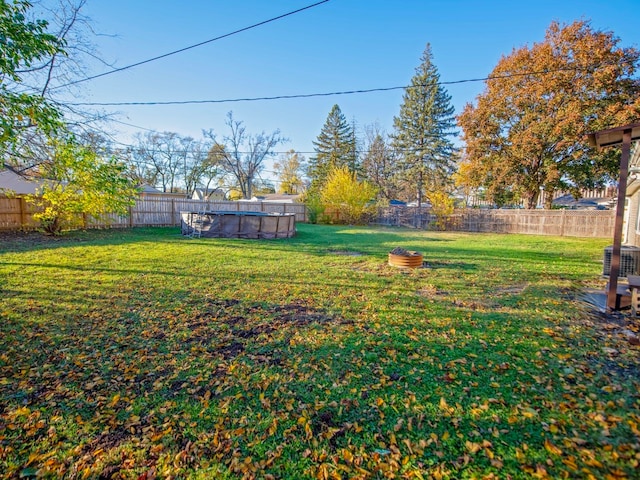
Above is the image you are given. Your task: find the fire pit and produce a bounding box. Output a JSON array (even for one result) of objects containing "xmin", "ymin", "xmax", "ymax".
[{"xmin": 388, "ymin": 247, "xmax": 424, "ymax": 268}]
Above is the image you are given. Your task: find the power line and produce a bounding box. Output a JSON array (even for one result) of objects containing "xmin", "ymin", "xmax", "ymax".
[
  {"xmin": 67, "ymin": 65, "xmax": 609, "ymax": 106},
  {"xmin": 110, "ymin": 118, "xmax": 158, "ymax": 133},
  {"xmin": 52, "ymin": 0, "xmax": 331, "ymax": 90},
  {"xmin": 96, "ymin": 144, "xmax": 452, "ymax": 156}
]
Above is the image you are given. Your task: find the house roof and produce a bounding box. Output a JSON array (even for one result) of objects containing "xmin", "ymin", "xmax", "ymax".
[
  {"xmin": 193, "ymin": 187, "xmax": 225, "ymax": 197},
  {"xmin": 0, "ymin": 168, "xmax": 43, "ymax": 195},
  {"xmin": 260, "ymin": 193, "xmax": 302, "ymax": 203},
  {"xmin": 194, "ymin": 187, "xmax": 224, "ymax": 194},
  {"xmin": 552, "ymin": 194, "xmax": 613, "ymax": 210},
  {"xmin": 140, "ymin": 184, "xmax": 163, "ymax": 194}
]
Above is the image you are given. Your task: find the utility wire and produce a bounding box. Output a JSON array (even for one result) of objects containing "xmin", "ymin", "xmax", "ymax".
[
  {"xmin": 110, "ymin": 118, "xmax": 158, "ymax": 133},
  {"xmin": 67, "ymin": 65, "xmax": 609, "ymax": 106},
  {"xmin": 52, "ymin": 0, "xmax": 331, "ymax": 90}
]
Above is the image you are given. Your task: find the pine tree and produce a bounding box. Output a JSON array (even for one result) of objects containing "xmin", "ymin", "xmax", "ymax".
[
  {"xmin": 308, "ymin": 104, "xmax": 357, "ymax": 193},
  {"xmin": 391, "ymin": 44, "xmax": 457, "ymax": 206}
]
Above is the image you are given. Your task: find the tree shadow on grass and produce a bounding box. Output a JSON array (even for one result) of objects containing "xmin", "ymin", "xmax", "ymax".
[
  {"xmin": 423, "ymin": 259, "xmax": 478, "ymax": 271},
  {"xmin": 0, "ymin": 227, "xmax": 182, "ymax": 253}
]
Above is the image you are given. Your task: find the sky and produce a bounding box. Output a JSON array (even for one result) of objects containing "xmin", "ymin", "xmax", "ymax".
[{"xmin": 50, "ymin": 0, "xmax": 640, "ymax": 183}]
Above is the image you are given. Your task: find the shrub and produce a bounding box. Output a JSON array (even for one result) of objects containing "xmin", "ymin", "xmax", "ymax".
[
  {"xmin": 27, "ymin": 139, "xmax": 139, "ymax": 235},
  {"xmin": 320, "ymin": 166, "xmax": 378, "ymax": 224},
  {"xmin": 427, "ymin": 190, "xmax": 455, "ymax": 230}
]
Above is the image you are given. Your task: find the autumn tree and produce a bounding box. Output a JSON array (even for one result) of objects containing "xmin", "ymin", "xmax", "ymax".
[
  {"xmin": 27, "ymin": 139, "xmax": 138, "ymax": 234},
  {"xmin": 308, "ymin": 104, "xmax": 357, "ymax": 194},
  {"xmin": 1, "ymin": 0, "xmax": 65, "ymax": 160},
  {"xmin": 391, "ymin": 44, "xmax": 457, "ymax": 208},
  {"xmin": 204, "ymin": 112, "xmax": 286, "ymax": 199},
  {"xmin": 320, "ymin": 165, "xmax": 377, "ymax": 224},
  {"xmin": 252, "ymin": 181, "xmax": 276, "ymax": 196},
  {"xmin": 457, "ymin": 20, "xmax": 640, "ymax": 209},
  {"xmin": 273, "ymin": 149, "xmax": 306, "ymax": 194}
]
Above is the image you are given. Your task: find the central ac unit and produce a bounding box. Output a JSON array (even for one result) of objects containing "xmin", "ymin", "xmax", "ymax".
[{"xmin": 603, "ymin": 245, "xmax": 640, "ymax": 277}]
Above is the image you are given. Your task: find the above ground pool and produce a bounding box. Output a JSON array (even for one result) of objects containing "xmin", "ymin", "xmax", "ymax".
[{"xmin": 181, "ymin": 211, "xmax": 296, "ymax": 239}]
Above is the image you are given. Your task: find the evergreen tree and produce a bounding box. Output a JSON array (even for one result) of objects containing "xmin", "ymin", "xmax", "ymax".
[
  {"xmin": 308, "ymin": 104, "xmax": 357, "ymax": 193},
  {"xmin": 391, "ymin": 44, "xmax": 457, "ymax": 206}
]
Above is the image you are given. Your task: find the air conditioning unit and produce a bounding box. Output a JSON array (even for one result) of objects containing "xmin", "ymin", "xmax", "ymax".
[{"xmin": 603, "ymin": 245, "xmax": 640, "ymax": 277}]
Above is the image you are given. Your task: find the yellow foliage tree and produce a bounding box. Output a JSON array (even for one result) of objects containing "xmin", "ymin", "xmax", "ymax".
[
  {"xmin": 426, "ymin": 190, "xmax": 455, "ymax": 230},
  {"xmin": 27, "ymin": 139, "xmax": 139, "ymax": 235},
  {"xmin": 320, "ymin": 166, "xmax": 378, "ymax": 224}
]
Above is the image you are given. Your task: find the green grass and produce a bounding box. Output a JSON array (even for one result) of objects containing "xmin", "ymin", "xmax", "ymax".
[{"xmin": 1, "ymin": 224, "xmax": 638, "ymax": 479}]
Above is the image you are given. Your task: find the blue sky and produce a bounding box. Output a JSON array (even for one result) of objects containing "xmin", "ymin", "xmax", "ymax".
[{"xmin": 63, "ymin": 0, "xmax": 639, "ymax": 178}]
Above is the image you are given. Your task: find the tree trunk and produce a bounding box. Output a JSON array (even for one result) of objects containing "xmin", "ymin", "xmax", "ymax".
[
  {"xmin": 416, "ymin": 171, "xmax": 423, "ymax": 228},
  {"xmin": 525, "ymin": 188, "xmax": 539, "ymax": 209},
  {"xmin": 544, "ymin": 189, "xmax": 554, "ymax": 209},
  {"xmin": 246, "ymin": 176, "xmax": 253, "ymax": 199}
]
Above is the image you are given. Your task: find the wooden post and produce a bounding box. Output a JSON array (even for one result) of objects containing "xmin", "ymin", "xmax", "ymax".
[
  {"xmin": 19, "ymin": 197, "xmax": 28, "ymax": 228},
  {"xmin": 129, "ymin": 204, "xmax": 134, "ymax": 228},
  {"xmin": 607, "ymin": 128, "xmax": 632, "ymax": 310},
  {"xmin": 171, "ymin": 199, "xmax": 176, "ymax": 226}
]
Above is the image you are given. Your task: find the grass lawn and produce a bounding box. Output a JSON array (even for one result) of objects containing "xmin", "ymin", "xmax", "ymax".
[{"xmin": 1, "ymin": 224, "xmax": 639, "ymax": 479}]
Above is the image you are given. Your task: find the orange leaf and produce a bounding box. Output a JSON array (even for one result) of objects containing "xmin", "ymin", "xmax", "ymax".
[{"xmin": 544, "ymin": 439, "xmax": 562, "ymax": 456}]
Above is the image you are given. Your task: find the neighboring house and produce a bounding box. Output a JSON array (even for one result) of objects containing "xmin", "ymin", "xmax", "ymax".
[
  {"xmin": 552, "ymin": 194, "xmax": 614, "ymax": 210},
  {"xmin": 139, "ymin": 185, "xmax": 187, "ymax": 199},
  {"xmin": 0, "ymin": 167, "xmax": 43, "ymax": 195},
  {"xmin": 139, "ymin": 185, "xmax": 163, "ymax": 196},
  {"xmin": 624, "ymin": 144, "xmax": 640, "ymax": 246},
  {"xmin": 192, "ymin": 187, "xmax": 225, "ymax": 201}
]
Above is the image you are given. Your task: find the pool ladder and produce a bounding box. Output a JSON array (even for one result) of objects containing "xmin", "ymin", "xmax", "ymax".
[{"xmin": 191, "ymin": 211, "xmax": 205, "ymax": 238}]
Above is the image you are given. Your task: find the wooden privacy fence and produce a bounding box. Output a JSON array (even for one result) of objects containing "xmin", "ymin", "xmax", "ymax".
[
  {"xmin": 374, "ymin": 207, "xmax": 616, "ymax": 238},
  {"xmin": 0, "ymin": 196, "xmax": 39, "ymax": 230},
  {"xmin": 0, "ymin": 196, "xmax": 616, "ymax": 238},
  {"xmin": 0, "ymin": 196, "xmax": 308, "ymax": 231}
]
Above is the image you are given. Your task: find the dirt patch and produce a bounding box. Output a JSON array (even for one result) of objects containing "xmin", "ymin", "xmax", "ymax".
[
  {"xmin": 0, "ymin": 231, "xmax": 62, "ymax": 250},
  {"xmin": 84, "ymin": 428, "xmax": 130, "ymax": 455},
  {"xmin": 273, "ymin": 302, "xmax": 337, "ymax": 324},
  {"xmin": 180, "ymin": 299, "xmax": 343, "ymax": 362},
  {"xmin": 98, "ymin": 464, "xmax": 121, "ymax": 480},
  {"xmin": 218, "ymin": 341, "xmax": 245, "ymax": 359}
]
